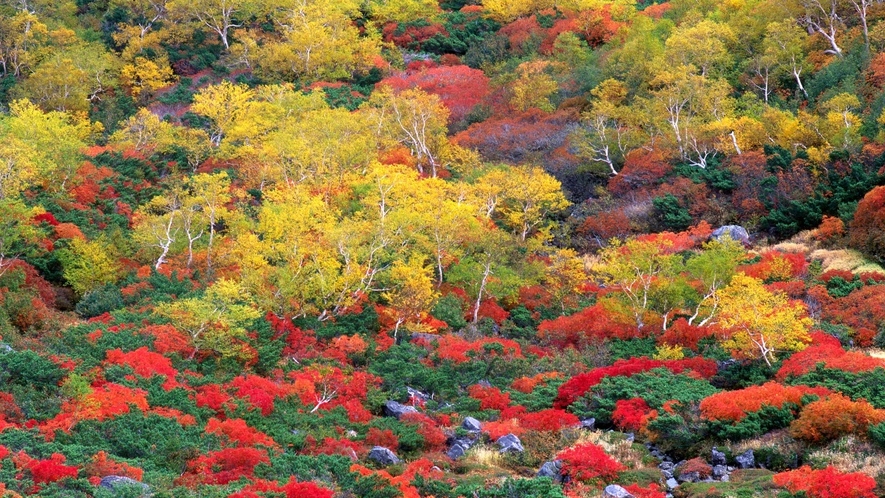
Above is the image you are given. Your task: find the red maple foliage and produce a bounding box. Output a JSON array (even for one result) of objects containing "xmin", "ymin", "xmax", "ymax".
[
  {"xmin": 776, "ymin": 344, "xmax": 885, "ymax": 381},
  {"xmin": 228, "ymin": 375, "xmax": 293, "ymax": 416},
  {"xmin": 555, "ymin": 357, "xmax": 717, "ymax": 408},
  {"xmin": 518, "ymin": 409, "xmax": 580, "ymax": 431},
  {"xmin": 467, "ymin": 384, "xmax": 511, "ymax": 411},
  {"xmin": 773, "ymin": 465, "xmax": 877, "ymax": 498},
  {"xmin": 228, "ymin": 477, "xmax": 335, "ymax": 498},
  {"xmin": 22, "ymin": 452, "xmax": 79, "ymax": 484},
  {"xmin": 179, "ymin": 447, "xmax": 270, "ymax": 486},
  {"xmin": 105, "ymin": 347, "xmax": 180, "ymax": 390},
  {"xmin": 85, "ymin": 451, "xmax": 144, "ymax": 481},
  {"xmin": 205, "ymin": 418, "xmax": 278, "ymax": 448},
  {"xmin": 378, "ymin": 65, "xmax": 490, "ymax": 123},
  {"xmin": 538, "ymin": 303, "xmax": 640, "ymax": 349},
  {"xmin": 366, "ymin": 428, "xmax": 399, "ymax": 450},
  {"xmin": 850, "ymin": 186, "xmax": 885, "ymax": 261},
  {"xmin": 195, "ymin": 383, "xmax": 234, "ymax": 415},
  {"xmin": 612, "ymin": 398, "xmax": 653, "ymax": 431},
  {"xmin": 556, "ymin": 442, "xmax": 625, "ymax": 483}
]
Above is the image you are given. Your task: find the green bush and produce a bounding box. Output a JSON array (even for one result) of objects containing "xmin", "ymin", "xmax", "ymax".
[
  {"xmin": 76, "ymin": 284, "xmax": 124, "ymax": 318},
  {"xmin": 432, "ymin": 294, "xmax": 467, "ymax": 331}
]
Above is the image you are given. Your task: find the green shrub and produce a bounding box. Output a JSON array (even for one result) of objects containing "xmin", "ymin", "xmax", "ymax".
[{"xmin": 76, "ymin": 284, "xmax": 124, "ymax": 318}]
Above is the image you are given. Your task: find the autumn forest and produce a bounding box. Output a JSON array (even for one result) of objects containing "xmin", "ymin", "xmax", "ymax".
[{"xmin": 3, "ymin": 0, "xmax": 885, "ymax": 497}]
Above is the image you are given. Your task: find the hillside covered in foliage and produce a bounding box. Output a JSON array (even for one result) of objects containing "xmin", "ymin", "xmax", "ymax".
[{"xmin": 5, "ymin": 0, "xmax": 885, "ymax": 497}]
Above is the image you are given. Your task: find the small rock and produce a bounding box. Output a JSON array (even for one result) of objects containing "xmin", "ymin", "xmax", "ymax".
[
  {"xmin": 659, "ymin": 461, "xmax": 675, "ymax": 471},
  {"xmin": 447, "ymin": 443, "xmax": 469, "ymax": 460},
  {"xmin": 368, "ymin": 446, "xmax": 401, "ymax": 466},
  {"xmin": 537, "ymin": 460, "xmax": 563, "ymax": 483},
  {"xmin": 580, "ymin": 417, "xmax": 596, "ymax": 430},
  {"xmin": 677, "ymin": 471, "xmax": 701, "ymax": 483},
  {"xmin": 735, "ymin": 449, "xmax": 755, "ymax": 469},
  {"xmin": 711, "ymin": 225, "xmax": 750, "ymax": 245},
  {"xmin": 720, "ymin": 474, "xmax": 730, "ymax": 482},
  {"xmin": 624, "ymin": 432, "xmax": 635, "ymax": 443},
  {"xmin": 477, "ymin": 380, "xmax": 492, "ymax": 388},
  {"xmin": 496, "ymin": 434, "xmax": 524, "ymax": 453},
  {"xmin": 711, "ymin": 447, "xmax": 726, "ymax": 466},
  {"xmin": 384, "ymin": 400, "xmax": 418, "ymax": 420},
  {"xmin": 346, "ymin": 430, "xmax": 358, "ymax": 438},
  {"xmin": 603, "ymin": 484, "xmax": 635, "ymax": 498},
  {"xmin": 99, "ymin": 476, "xmax": 150, "ymax": 495},
  {"xmin": 0, "ymin": 344, "xmax": 12, "ymax": 353},
  {"xmin": 462, "ymin": 417, "xmax": 482, "ymax": 432},
  {"xmin": 407, "ymin": 386, "xmax": 430, "ymax": 402},
  {"xmin": 661, "ymin": 470, "xmax": 673, "ymax": 479},
  {"xmin": 666, "ymin": 477, "xmax": 679, "ymax": 489},
  {"xmin": 712, "ymin": 465, "xmax": 728, "ymax": 478}
]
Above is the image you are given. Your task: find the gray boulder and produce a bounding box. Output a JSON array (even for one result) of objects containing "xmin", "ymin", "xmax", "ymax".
[
  {"xmin": 384, "ymin": 400, "xmax": 418, "ymax": 419},
  {"xmin": 462, "ymin": 416, "xmax": 482, "ymax": 432},
  {"xmin": 736, "ymin": 449, "xmax": 755, "ymax": 469},
  {"xmin": 711, "ymin": 225, "xmax": 750, "ymax": 245},
  {"xmin": 712, "ymin": 465, "xmax": 728, "ymax": 478},
  {"xmin": 666, "ymin": 477, "xmax": 679, "ymax": 489},
  {"xmin": 537, "ymin": 460, "xmax": 563, "ymax": 483},
  {"xmin": 496, "ymin": 434, "xmax": 524, "ymax": 453},
  {"xmin": 407, "ymin": 386, "xmax": 430, "ymax": 403},
  {"xmin": 711, "ymin": 447, "xmax": 726, "ymax": 466},
  {"xmin": 447, "ymin": 442, "xmax": 469, "ymax": 460},
  {"xmin": 99, "ymin": 476, "xmax": 150, "ymax": 495},
  {"xmin": 368, "ymin": 446, "xmax": 401, "ymax": 466},
  {"xmin": 603, "ymin": 484, "xmax": 635, "ymax": 498},
  {"xmin": 580, "ymin": 417, "xmax": 596, "ymax": 430}
]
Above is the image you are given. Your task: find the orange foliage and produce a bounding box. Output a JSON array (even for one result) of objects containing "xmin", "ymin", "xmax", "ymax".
[
  {"xmin": 740, "ymin": 251, "xmax": 808, "ymax": 282},
  {"xmin": 699, "ymin": 382, "xmax": 831, "ymax": 422},
  {"xmin": 816, "ymin": 216, "xmax": 846, "ymax": 242},
  {"xmin": 511, "ymin": 372, "xmax": 560, "ymax": 393},
  {"xmin": 85, "ymin": 451, "xmax": 144, "ymax": 481},
  {"xmin": 608, "ymin": 149, "xmax": 672, "ymax": 195},
  {"xmin": 205, "ymin": 418, "xmax": 278, "ymax": 448},
  {"xmin": 612, "ymin": 398, "xmax": 653, "ymax": 431},
  {"xmin": 518, "ymin": 409, "xmax": 580, "ymax": 431},
  {"xmin": 228, "ymin": 375, "xmax": 293, "ymax": 416},
  {"xmin": 538, "ymin": 303, "xmax": 640, "ymax": 349},
  {"xmin": 467, "ymin": 384, "xmax": 511, "ymax": 411},
  {"xmin": 105, "ymin": 347, "xmax": 180, "ymax": 390},
  {"xmin": 366, "ymin": 428, "xmax": 399, "ymax": 450},
  {"xmin": 41, "ymin": 383, "xmax": 149, "ymax": 439},
  {"xmin": 228, "ymin": 478, "xmax": 334, "ymax": 498},
  {"xmin": 432, "ymin": 335, "xmax": 523, "ymax": 364},
  {"xmin": 178, "ymin": 447, "xmax": 270, "ymax": 486},
  {"xmin": 53, "ymin": 223, "xmax": 86, "ymax": 240},
  {"xmin": 790, "ymin": 394, "xmax": 885, "ymax": 443}
]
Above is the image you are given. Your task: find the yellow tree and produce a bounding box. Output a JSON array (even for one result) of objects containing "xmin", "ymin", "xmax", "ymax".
[
  {"xmin": 382, "ymin": 257, "xmax": 438, "ymax": 339},
  {"xmin": 496, "ymin": 166, "xmax": 570, "ymax": 241},
  {"xmin": 58, "ymin": 238, "xmax": 122, "ymax": 296},
  {"xmin": 510, "ymin": 60, "xmax": 559, "ymax": 112},
  {"xmin": 168, "ymin": 0, "xmax": 258, "ymax": 50},
  {"xmin": 188, "ymin": 172, "xmax": 231, "ymax": 272},
  {"xmin": 0, "ymin": 11, "xmax": 48, "ymax": 78},
  {"xmin": 716, "ymin": 273, "xmax": 813, "ymax": 367},
  {"xmin": 119, "ymin": 56, "xmax": 174, "ymax": 100},
  {"xmin": 155, "ymin": 279, "xmax": 261, "ymax": 360},
  {"xmin": 0, "ymin": 199, "xmax": 43, "ymax": 276},
  {"xmin": 367, "ymin": 86, "xmax": 450, "ymax": 177}
]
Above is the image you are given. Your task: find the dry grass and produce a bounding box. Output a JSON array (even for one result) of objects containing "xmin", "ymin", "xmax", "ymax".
[
  {"xmin": 465, "ymin": 446, "xmax": 505, "ymax": 469},
  {"xmin": 868, "ymin": 349, "xmax": 885, "ymax": 360},
  {"xmin": 731, "ymin": 429, "xmax": 803, "ymax": 456},
  {"xmin": 808, "ymin": 248, "xmax": 885, "ymax": 274},
  {"xmin": 805, "ymin": 435, "xmax": 885, "ymax": 477}
]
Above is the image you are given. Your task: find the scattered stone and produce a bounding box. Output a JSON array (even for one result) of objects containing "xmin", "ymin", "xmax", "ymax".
[
  {"xmin": 624, "ymin": 432, "xmax": 635, "ymax": 443},
  {"xmin": 580, "ymin": 418, "xmax": 596, "ymax": 430},
  {"xmin": 0, "ymin": 343, "xmax": 12, "ymax": 353},
  {"xmin": 666, "ymin": 477, "xmax": 679, "ymax": 489},
  {"xmin": 537, "ymin": 460, "xmax": 563, "ymax": 483},
  {"xmin": 677, "ymin": 471, "xmax": 701, "ymax": 483},
  {"xmin": 384, "ymin": 400, "xmax": 418, "ymax": 420},
  {"xmin": 736, "ymin": 449, "xmax": 755, "ymax": 469},
  {"xmin": 603, "ymin": 484, "xmax": 635, "ymax": 498},
  {"xmin": 447, "ymin": 443, "xmax": 469, "ymax": 460},
  {"xmin": 368, "ymin": 446, "xmax": 401, "ymax": 466},
  {"xmin": 496, "ymin": 434, "xmax": 524, "ymax": 453},
  {"xmin": 99, "ymin": 476, "xmax": 150, "ymax": 495},
  {"xmin": 711, "ymin": 225, "xmax": 750, "ymax": 245},
  {"xmin": 346, "ymin": 430, "xmax": 358, "ymax": 438},
  {"xmin": 661, "ymin": 470, "xmax": 673, "ymax": 479},
  {"xmin": 462, "ymin": 417, "xmax": 482, "ymax": 432},
  {"xmin": 407, "ymin": 387, "xmax": 430, "ymax": 402},
  {"xmin": 712, "ymin": 465, "xmax": 728, "ymax": 478},
  {"xmin": 721, "ymin": 474, "xmax": 730, "ymax": 482},
  {"xmin": 477, "ymin": 380, "xmax": 492, "ymax": 388},
  {"xmin": 711, "ymin": 447, "xmax": 726, "ymax": 466},
  {"xmin": 659, "ymin": 461, "xmax": 675, "ymax": 471}
]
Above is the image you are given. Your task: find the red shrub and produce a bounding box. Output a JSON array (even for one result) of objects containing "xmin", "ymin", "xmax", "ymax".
[
  {"xmin": 612, "ymin": 398, "xmax": 653, "ymax": 431},
  {"xmin": 556, "ymin": 442, "xmax": 625, "ymax": 483},
  {"xmin": 228, "ymin": 375, "xmax": 292, "ymax": 416},
  {"xmin": 401, "ymin": 412, "xmax": 447, "ymax": 450},
  {"xmin": 519, "ymin": 409, "xmax": 580, "ymax": 431},
  {"xmin": 145, "ymin": 324, "xmax": 191, "ymax": 356},
  {"xmin": 230, "ymin": 478, "xmax": 335, "ymax": 498},
  {"xmin": 850, "ymin": 186, "xmax": 885, "ymax": 261},
  {"xmin": 538, "ymin": 303, "xmax": 640, "ymax": 349},
  {"xmin": 659, "ymin": 318, "xmax": 714, "ymax": 351},
  {"xmin": 467, "ymin": 384, "xmax": 511, "ymax": 411},
  {"xmin": 377, "ymin": 65, "xmax": 490, "ymax": 123},
  {"xmin": 740, "ymin": 251, "xmax": 808, "ymax": 282},
  {"xmin": 776, "ymin": 344, "xmax": 885, "ymax": 381},
  {"xmin": 366, "ymin": 428, "xmax": 399, "ymax": 450},
  {"xmin": 195, "ymin": 384, "xmax": 234, "ymax": 415},
  {"xmin": 205, "ymin": 418, "xmax": 277, "ymax": 448},
  {"xmin": 555, "ymin": 357, "xmax": 717, "ymax": 408},
  {"xmin": 816, "ymin": 215, "xmax": 846, "ymax": 242},
  {"xmin": 608, "ymin": 149, "xmax": 672, "ymax": 195},
  {"xmin": 85, "ymin": 451, "xmax": 144, "ymax": 481},
  {"xmin": 623, "ymin": 483, "xmax": 667, "ymax": 498},
  {"xmin": 790, "ymin": 394, "xmax": 885, "ymax": 443},
  {"xmin": 578, "ymin": 209, "xmax": 634, "ymax": 242},
  {"xmin": 678, "ymin": 458, "xmax": 712, "ymax": 479},
  {"xmin": 105, "ymin": 347, "xmax": 179, "ymax": 390},
  {"xmin": 180, "ymin": 447, "xmax": 270, "ymax": 486},
  {"xmin": 773, "ymin": 465, "xmax": 877, "ymax": 498},
  {"xmin": 27, "ymin": 453, "xmax": 79, "ymax": 484}
]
